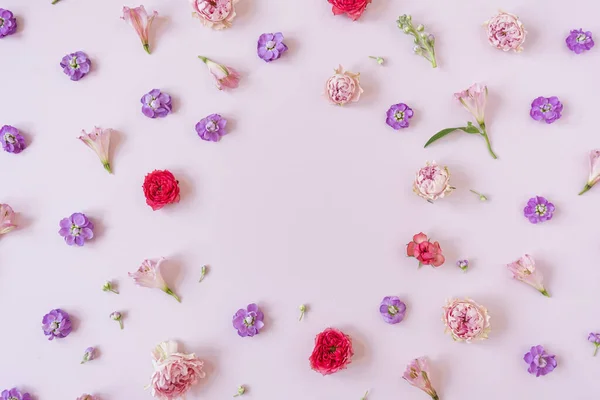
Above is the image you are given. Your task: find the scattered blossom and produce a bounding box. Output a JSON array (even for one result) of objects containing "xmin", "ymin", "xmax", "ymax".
[
  {"xmin": 523, "ymin": 196, "xmax": 555, "ymax": 224},
  {"xmin": 1, "ymin": 125, "xmax": 26, "ymax": 154},
  {"xmin": 406, "ymin": 232, "xmax": 445, "ymax": 267},
  {"xmin": 524, "ymin": 345, "xmax": 557, "ymax": 377},
  {"xmin": 309, "ymin": 328, "xmax": 353, "ymax": 375},
  {"xmin": 78, "ymin": 127, "xmax": 112, "ymax": 174},
  {"xmin": 196, "ymin": 114, "xmax": 227, "ymax": 142},
  {"xmin": 506, "ymin": 254, "xmax": 550, "ymax": 297},
  {"xmin": 328, "ymin": 0, "xmax": 372, "ymax": 21},
  {"xmin": 191, "ymin": 0, "xmax": 237, "ymax": 30},
  {"xmin": 566, "ymin": 29, "xmax": 594, "ymax": 54},
  {"xmin": 386, "ymin": 103, "xmax": 413, "ymax": 129},
  {"xmin": 326, "ymin": 65, "xmax": 363, "ymax": 106},
  {"xmin": 379, "ymin": 296, "xmax": 406, "ymax": 324},
  {"xmin": 129, "ymin": 258, "xmax": 181, "ymax": 302},
  {"xmin": 81, "ymin": 347, "xmax": 95, "ymax": 364},
  {"xmin": 579, "ymin": 150, "xmax": 600, "ymax": 195},
  {"xmin": 42, "ymin": 309, "xmax": 72, "ymax": 340},
  {"xmin": 397, "ymin": 15, "xmax": 437, "ymax": 68},
  {"xmin": 233, "ymin": 303, "xmax": 264, "ymax": 337},
  {"xmin": 141, "ymin": 89, "xmax": 172, "ymax": 118},
  {"xmin": 530, "ymin": 96, "xmax": 563, "ymax": 124},
  {"xmin": 257, "ymin": 32, "xmax": 287, "ymax": 62},
  {"xmin": 198, "ymin": 56, "xmax": 240, "ymax": 90},
  {"xmin": 485, "ymin": 11, "xmax": 526, "ymax": 52},
  {"xmin": 122, "ymin": 5, "xmax": 157, "ymax": 54},
  {"xmin": 402, "ymin": 357, "xmax": 439, "ymax": 400},
  {"xmin": 413, "ymin": 161, "xmax": 453, "ymax": 202},
  {"xmin": 0, "ymin": 9, "xmax": 17, "ymax": 38},
  {"xmin": 58, "ymin": 213, "xmax": 94, "ymax": 246},
  {"xmin": 442, "ymin": 298, "xmax": 491, "ymax": 342},
  {"xmin": 0, "ymin": 204, "xmax": 17, "ymax": 235},
  {"xmin": 60, "ymin": 51, "xmax": 91, "ymax": 81}
]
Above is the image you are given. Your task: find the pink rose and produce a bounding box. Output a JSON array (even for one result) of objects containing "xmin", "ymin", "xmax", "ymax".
[
  {"xmin": 191, "ymin": 0, "xmax": 237, "ymax": 30},
  {"xmin": 413, "ymin": 161, "xmax": 453, "ymax": 202},
  {"xmin": 485, "ymin": 11, "xmax": 526, "ymax": 52},
  {"xmin": 326, "ymin": 65, "xmax": 363, "ymax": 106},
  {"xmin": 442, "ymin": 298, "xmax": 490, "ymax": 342},
  {"xmin": 150, "ymin": 341, "xmax": 206, "ymax": 400},
  {"xmin": 406, "ymin": 232, "xmax": 445, "ymax": 267}
]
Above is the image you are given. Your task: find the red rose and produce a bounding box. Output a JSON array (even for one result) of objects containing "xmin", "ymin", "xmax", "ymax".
[
  {"xmin": 328, "ymin": 0, "xmax": 372, "ymax": 21},
  {"xmin": 406, "ymin": 232, "xmax": 445, "ymax": 267},
  {"xmin": 142, "ymin": 170, "xmax": 181, "ymax": 211},
  {"xmin": 309, "ymin": 328, "xmax": 354, "ymax": 375}
]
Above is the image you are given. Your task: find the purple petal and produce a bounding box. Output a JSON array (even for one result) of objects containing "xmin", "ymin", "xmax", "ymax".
[
  {"xmin": 71, "ymin": 213, "xmax": 87, "ymax": 227},
  {"xmin": 65, "ymin": 235, "xmax": 76, "ymax": 245},
  {"xmin": 59, "ymin": 218, "xmax": 71, "ymax": 229},
  {"xmin": 74, "ymin": 236, "xmax": 85, "ymax": 246},
  {"xmin": 247, "ymin": 303, "xmax": 258, "ymax": 313}
]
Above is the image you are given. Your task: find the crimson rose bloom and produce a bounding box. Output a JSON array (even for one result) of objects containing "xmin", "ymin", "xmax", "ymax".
[
  {"xmin": 309, "ymin": 328, "xmax": 354, "ymax": 375},
  {"xmin": 328, "ymin": 0, "xmax": 372, "ymax": 21},
  {"xmin": 406, "ymin": 232, "xmax": 445, "ymax": 267},
  {"xmin": 143, "ymin": 170, "xmax": 181, "ymax": 211}
]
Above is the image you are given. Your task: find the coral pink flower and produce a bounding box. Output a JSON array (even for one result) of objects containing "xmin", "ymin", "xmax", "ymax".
[
  {"xmin": 442, "ymin": 298, "xmax": 491, "ymax": 342},
  {"xmin": 328, "ymin": 0, "xmax": 372, "ymax": 21},
  {"xmin": 190, "ymin": 0, "xmax": 237, "ymax": 30},
  {"xmin": 579, "ymin": 149, "xmax": 600, "ymax": 195},
  {"xmin": 455, "ymin": 83, "xmax": 487, "ymax": 125},
  {"xmin": 78, "ymin": 127, "xmax": 112, "ymax": 174},
  {"xmin": 326, "ymin": 65, "xmax": 363, "ymax": 106},
  {"xmin": 485, "ymin": 11, "xmax": 526, "ymax": 52},
  {"xmin": 0, "ymin": 204, "xmax": 17, "ymax": 235},
  {"xmin": 402, "ymin": 357, "xmax": 439, "ymax": 400},
  {"xmin": 128, "ymin": 258, "xmax": 181, "ymax": 302},
  {"xmin": 150, "ymin": 340, "xmax": 206, "ymax": 400},
  {"xmin": 122, "ymin": 5, "xmax": 158, "ymax": 54},
  {"xmin": 413, "ymin": 161, "xmax": 453, "ymax": 202},
  {"xmin": 198, "ymin": 56, "xmax": 240, "ymax": 90},
  {"xmin": 506, "ymin": 254, "xmax": 550, "ymax": 297},
  {"xmin": 406, "ymin": 233, "xmax": 445, "ymax": 267}
]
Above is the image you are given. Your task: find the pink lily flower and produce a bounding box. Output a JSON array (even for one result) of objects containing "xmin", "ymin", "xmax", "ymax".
[
  {"xmin": 455, "ymin": 83, "xmax": 487, "ymax": 126},
  {"xmin": 0, "ymin": 204, "xmax": 17, "ymax": 235},
  {"xmin": 198, "ymin": 56, "xmax": 240, "ymax": 90},
  {"xmin": 403, "ymin": 357, "xmax": 439, "ymax": 400},
  {"xmin": 579, "ymin": 149, "xmax": 600, "ymax": 195},
  {"xmin": 78, "ymin": 127, "xmax": 112, "ymax": 174},
  {"xmin": 122, "ymin": 5, "xmax": 158, "ymax": 54},
  {"xmin": 506, "ymin": 254, "xmax": 550, "ymax": 297},
  {"xmin": 129, "ymin": 258, "xmax": 181, "ymax": 302}
]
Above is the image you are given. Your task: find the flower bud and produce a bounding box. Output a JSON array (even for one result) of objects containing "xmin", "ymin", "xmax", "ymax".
[
  {"xmin": 110, "ymin": 311, "xmax": 124, "ymax": 329},
  {"xmin": 233, "ymin": 386, "xmax": 246, "ymax": 397},
  {"xmin": 102, "ymin": 281, "xmax": 119, "ymax": 294},
  {"xmin": 403, "ymin": 26, "xmax": 411, "ymax": 34},
  {"xmin": 416, "ymin": 24, "xmax": 424, "ymax": 31},
  {"xmin": 81, "ymin": 347, "xmax": 95, "ymax": 364}
]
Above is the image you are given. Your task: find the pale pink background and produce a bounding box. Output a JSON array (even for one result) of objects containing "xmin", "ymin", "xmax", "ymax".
[{"xmin": 2, "ymin": 0, "xmax": 600, "ymax": 399}]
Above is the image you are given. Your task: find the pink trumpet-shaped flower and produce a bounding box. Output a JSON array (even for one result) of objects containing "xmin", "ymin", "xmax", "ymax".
[
  {"xmin": 78, "ymin": 127, "xmax": 112, "ymax": 174},
  {"xmin": 506, "ymin": 254, "xmax": 550, "ymax": 297},
  {"xmin": 129, "ymin": 258, "xmax": 181, "ymax": 302},
  {"xmin": 455, "ymin": 83, "xmax": 488, "ymax": 125},
  {"xmin": 122, "ymin": 5, "xmax": 158, "ymax": 54},
  {"xmin": 0, "ymin": 204, "xmax": 17, "ymax": 235},
  {"xmin": 403, "ymin": 357, "xmax": 440, "ymax": 400},
  {"xmin": 579, "ymin": 150, "xmax": 600, "ymax": 195},
  {"xmin": 198, "ymin": 56, "xmax": 240, "ymax": 90}
]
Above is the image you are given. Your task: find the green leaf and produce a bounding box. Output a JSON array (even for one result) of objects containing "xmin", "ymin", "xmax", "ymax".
[
  {"xmin": 424, "ymin": 128, "xmax": 462, "ymax": 148},
  {"xmin": 458, "ymin": 126, "xmax": 480, "ymax": 134}
]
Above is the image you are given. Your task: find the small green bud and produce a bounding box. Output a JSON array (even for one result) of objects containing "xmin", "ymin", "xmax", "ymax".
[
  {"xmin": 416, "ymin": 24, "xmax": 424, "ymax": 31},
  {"xmin": 233, "ymin": 386, "xmax": 246, "ymax": 397},
  {"xmin": 102, "ymin": 281, "xmax": 119, "ymax": 294},
  {"xmin": 403, "ymin": 26, "xmax": 411, "ymax": 34},
  {"xmin": 298, "ymin": 304, "xmax": 306, "ymax": 321}
]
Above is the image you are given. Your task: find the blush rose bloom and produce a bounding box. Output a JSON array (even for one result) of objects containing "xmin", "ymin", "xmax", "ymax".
[
  {"xmin": 413, "ymin": 161, "xmax": 453, "ymax": 202},
  {"xmin": 328, "ymin": 0, "xmax": 372, "ymax": 21},
  {"xmin": 142, "ymin": 170, "xmax": 181, "ymax": 211},
  {"xmin": 309, "ymin": 328, "xmax": 353, "ymax": 375},
  {"xmin": 442, "ymin": 298, "xmax": 491, "ymax": 342},
  {"xmin": 326, "ymin": 65, "xmax": 363, "ymax": 106},
  {"xmin": 406, "ymin": 232, "xmax": 445, "ymax": 267},
  {"xmin": 150, "ymin": 341, "xmax": 206, "ymax": 400},
  {"xmin": 485, "ymin": 11, "xmax": 526, "ymax": 52},
  {"xmin": 191, "ymin": 0, "xmax": 237, "ymax": 30}
]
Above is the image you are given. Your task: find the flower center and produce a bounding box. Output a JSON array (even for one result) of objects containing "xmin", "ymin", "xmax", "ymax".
[
  {"xmin": 541, "ymin": 104, "xmax": 552, "ymax": 113},
  {"xmin": 149, "ymin": 98, "xmax": 159, "ymax": 109},
  {"xmin": 69, "ymin": 57, "xmax": 79, "ymax": 69},
  {"xmin": 329, "ymin": 346, "xmax": 337, "ymax": 353},
  {"xmin": 394, "ymin": 111, "xmax": 405, "ymax": 121},
  {"xmin": 0, "ymin": 18, "xmax": 4, "ymax": 28},
  {"xmin": 535, "ymin": 204, "xmax": 547, "ymax": 216},
  {"xmin": 50, "ymin": 321, "xmax": 59, "ymax": 331},
  {"xmin": 388, "ymin": 305, "xmax": 399, "ymax": 315},
  {"xmin": 577, "ymin": 34, "xmax": 587, "ymax": 43},
  {"xmin": 4, "ymin": 133, "xmax": 15, "ymax": 144},
  {"xmin": 71, "ymin": 225, "xmax": 81, "ymax": 236},
  {"xmin": 534, "ymin": 354, "xmax": 547, "ymax": 368},
  {"xmin": 205, "ymin": 120, "xmax": 218, "ymax": 132},
  {"xmin": 243, "ymin": 316, "xmax": 254, "ymax": 326},
  {"xmin": 266, "ymin": 40, "xmax": 276, "ymax": 50}
]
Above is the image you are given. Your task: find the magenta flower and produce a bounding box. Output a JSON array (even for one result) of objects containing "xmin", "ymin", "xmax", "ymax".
[
  {"xmin": 506, "ymin": 254, "xmax": 550, "ymax": 297},
  {"xmin": 128, "ymin": 258, "xmax": 181, "ymax": 302},
  {"xmin": 579, "ymin": 149, "xmax": 600, "ymax": 195},
  {"xmin": 79, "ymin": 126, "xmax": 112, "ymax": 174},
  {"xmin": 1, "ymin": 125, "xmax": 26, "ymax": 154},
  {"xmin": 524, "ymin": 345, "xmax": 557, "ymax": 377},
  {"xmin": 0, "ymin": 204, "xmax": 16, "ymax": 235},
  {"xmin": 530, "ymin": 96, "xmax": 563, "ymax": 124},
  {"xmin": 42, "ymin": 308, "xmax": 72, "ymax": 340},
  {"xmin": 566, "ymin": 29, "xmax": 594, "ymax": 54},
  {"xmin": 198, "ymin": 56, "xmax": 240, "ymax": 90},
  {"xmin": 122, "ymin": 5, "xmax": 157, "ymax": 54},
  {"xmin": 402, "ymin": 357, "xmax": 439, "ymax": 400}
]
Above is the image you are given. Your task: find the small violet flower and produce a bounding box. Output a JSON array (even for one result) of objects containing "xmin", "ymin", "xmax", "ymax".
[
  {"xmin": 0, "ymin": 9, "xmax": 17, "ymax": 39},
  {"xmin": 579, "ymin": 149, "xmax": 600, "ymax": 195},
  {"xmin": 141, "ymin": 89, "xmax": 172, "ymax": 118},
  {"xmin": 78, "ymin": 127, "xmax": 112, "ymax": 174},
  {"xmin": 110, "ymin": 312, "xmax": 124, "ymax": 329},
  {"xmin": 102, "ymin": 281, "xmax": 119, "ymax": 294},
  {"xmin": 524, "ymin": 345, "xmax": 557, "ymax": 377},
  {"xmin": 196, "ymin": 114, "xmax": 227, "ymax": 142},
  {"xmin": 402, "ymin": 357, "xmax": 439, "ymax": 400},
  {"xmin": 81, "ymin": 347, "xmax": 95, "ymax": 364},
  {"xmin": 523, "ymin": 196, "xmax": 554, "ymax": 224},
  {"xmin": 122, "ymin": 5, "xmax": 157, "ymax": 54},
  {"xmin": 232, "ymin": 303, "xmax": 264, "ymax": 337},
  {"xmin": 0, "ymin": 204, "xmax": 17, "ymax": 235},
  {"xmin": 42, "ymin": 308, "xmax": 72, "ymax": 340},
  {"xmin": 58, "ymin": 213, "xmax": 94, "ymax": 246},
  {"xmin": 379, "ymin": 296, "xmax": 406, "ymax": 324},
  {"xmin": 0, "ymin": 388, "xmax": 31, "ymax": 400},
  {"xmin": 589, "ymin": 333, "xmax": 600, "ymax": 356},
  {"xmin": 198, "ymin": 56, "xmax": 240, "ymax": 90},
  {"xmin": 386, "ymin": 103, "xmax": 413, "ymax": 130},
  {"xmin": 566, "ymin": 29, "xmax": 594, "ymax": 54},
  {"xmin": 530, "ymin": 96, "xmax": 563, "ymax": 124},
  {"xmin": 506, "ymin": 254, "xmax": 550, "ymax": 297},
  {"xmin": 457, "ymin": 259, "xmax": 469, "ymax": 271},
  {"xmin": 1, "ymin": 125, "xmax": 26, "ymax": 154},
  {"xmin": 60, "ymin": 51, "xmax": 91, "ymax": 81},
  {"xmin": 128, "ymin": 258, "xmax": 181, "ymax": 302},
  {"xmin": 257, "ymin": 32, "xmax": 288, "ymax": 62}
]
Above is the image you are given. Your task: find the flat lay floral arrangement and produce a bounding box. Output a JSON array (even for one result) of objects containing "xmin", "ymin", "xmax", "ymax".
[{"xmin": 2, "ymin": 0, "xmax": 600, "ymax": 399}]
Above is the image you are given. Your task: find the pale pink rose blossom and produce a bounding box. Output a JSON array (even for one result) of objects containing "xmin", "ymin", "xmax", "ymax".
[
  {"xmin": 402, "ymin": 357, "xmax": 439, "ymax": 400},
  {"xmin": 122, "ymin": 5, "xmax": 158, "ymax": 54},
  {"xmin": 0, "ymin": 204, "xmax": 17, "ymax": 235},
  {"xmin": 455, "ymin": 83, "xmax": 488, "ymax": 125},
  {"xmin": 129, "ymin": 258, "xmax": 181, "ymax": 302},
  {"xmin": 78, "ymin": 127, "xmax": 112, "ymax": 174},
  {"xmin": 442, "ymin": 298, "xmax": 491, "ymax": 342},
  {"xmin": 506, "ymin": 254, "xmax": 550, "ymax": 297},
  {"xmin": 150, "ymin": 340, "xmax": 206, "ymax": 400},
  {"xmin": 485, "ymin": 11, "xmax": 526, "ymax": 52},
  {"xmin": 76, "ymin": 395, "xmax": 99, "ymax": 400},
  {"xmin": 198, "ymin": 56, "xmax": 240, "ymax": 90},
  {"xmin": 579, "ymin": 150, "xmax": 600, "ymax": 195},
  {"xmin": 326, "ymin": 65, "xmax": 363, "ymax": 106},
  {"xmin": 413, "ymin": 161, "xmax": 453, "ymax": 202},
  {"xmin": 190, "ymin": 0, "xmax": 237, "ymax": 30}
]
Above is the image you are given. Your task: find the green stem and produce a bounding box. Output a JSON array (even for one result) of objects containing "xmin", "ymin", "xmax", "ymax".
[
  {"xmin": 198, "ymin": 55, "xmax": 209, "ymax": 63},
  {"xmin": 594, "ymin": 344, "xmax": 599, "ymax": 357},
  {"xmin": 103, "ymin": 162, "xmax": 112, "ymax": 174},
  {"xmin": 540, "ymin": 289, "xmax": 551, "ymax": 298},
  {"xmin": 52, "ymin": 0, "xmax": 60, "ymax": 4},
  {"xmin": 431, "ymin": 394, "xmax": 440, "ymax": 400},
  {"xmin": 143, "ymin": 43, "xmax": 151, "ymax": 54},
  {"xmin": 164, "ymin": 287, "xmax": 181, "ymax": 303},
  {"xmin": 118, "ymin": 320, "xmax": 124, "ymax": 330},
  {"xmin": 480, "ymin": 125, "xmax": 498, "ymax": 159},
  {"xmin": 579, "ymin": 184, "xmax": 593, "ymax": 195},
  {"xmin": 110, "ymin": 289, "xmax": 119, "ymax": 294}
]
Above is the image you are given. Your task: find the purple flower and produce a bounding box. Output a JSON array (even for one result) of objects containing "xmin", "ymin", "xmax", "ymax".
[
  {"xmin": 232, "ymin": 303, "xmax": 264, "ymax": 337},
  {"xmin": 386, "ymin": 103, "xmax": 414, "ymax": 129},
  {"xmin": 530, "ymin": 96, "xmax": 563, "ymax": 124},
  {"xmin": 195, "ymin": 114, "xmax": 227, "ymax": 142},
  {"xmin": 141, "ymin": 89, "xmax": 172, "ymax": 118},
  {"xmin": 457, "ymin": 259, "xmax": 469, "ymax": 271},
  {"xmin": 257, "ymin": 32, "xmax": 288, "ymax": 62},
  {"xmin": 523, "ymin": 196, "xmax": 555, "ymax": 224},
  {"xmin": 566, "ymin": 29, "xmax": 594, "ymax": 54},
  {"xmin": 1, "ymin": 388, "xmax": 31, "ymax": 400},
  {"xmin": 1, "ymin": 125, "xmax": 26, "ymax": 154},
  {"xmin": 523, "ymin": 345, "xmax": 557, "ymax": 377},
  {"xmin": 58, "ymin": 212, "xmax": 94, "ymax": 246},
  {"xmin": 589, "ymin": 333, "xmax": 600, "ymax": 356},
  {"xmin": 0, "ymin": 9, "xmax": 17, "ymax": 38},
  {"xmin": 379, "ymin": 296, "xmax": 406, "ymax": 324},
  {"xmin": 81, "ymin": 346, "xmax": 95, "ymax": 364},
  {"xmin": 42, "ymin": 308, "xmax": 72, "ymax": 340},
  {"xmin": 60, "ymin": 51, "xmax": 91, "ymax": 81}
]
